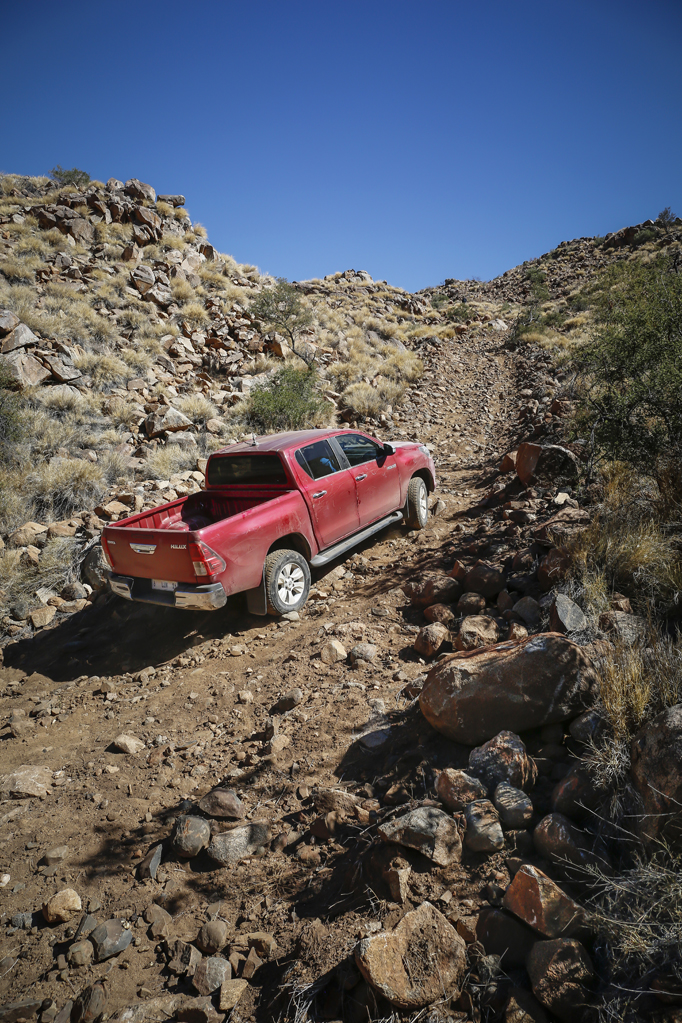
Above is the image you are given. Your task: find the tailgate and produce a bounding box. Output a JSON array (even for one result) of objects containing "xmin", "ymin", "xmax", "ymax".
[{"xmin": 104, "ymin": 507, "xmax": 199, "ymax": 584}]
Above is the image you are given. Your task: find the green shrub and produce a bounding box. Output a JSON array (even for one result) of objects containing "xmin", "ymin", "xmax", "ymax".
[
  {"xmin": 632, "ymin": 227, "xmax": 657, "ymax": 245},
  {"xmin": 243, "ymin": 367, "xmax": 329, "ymax": 433},
  {"xmin": 445, "ymin": 302, "xmax": 471, "ymax": 323},
  {"xmin": 50, "ymin": 165, "xmax": 90, "ymax": 187}
]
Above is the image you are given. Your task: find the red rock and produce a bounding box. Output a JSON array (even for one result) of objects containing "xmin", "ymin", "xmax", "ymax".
[
  {"xmin": 469, "ymin": 731, "xmax": 537, "ymax": 792},
  {"xmin": 414, "ymin": 622, "xmax": 449, "ymax": 657},
  {"xmin": 465, "ymin": 560, "xmax": 506, "ymax": 597},
  {"xmin": 419, "ymin": 634, "xmax": 597, "ymax": 745},
  {"xmin": 476, "ymin": 906, "xmax": 538, "ymax": 968},
  {"xmin": 436, "ymin": 768, "xmax": 487, "ymax": 811},
  {"xmin": 402, "ymin": 574, "xmax": 461, "ymax": 608},
  {"xmin": 537, "ymin": 547, "xmax": 570, "ymax": 591},
  {"xmin": 551, "ymin": 764, "xmax": 602, "ymax": 821},
  {"xmin": 500, "ymin": 451, "xmax": 517, "ymax": 474},
  {"xmin": 423, "ymin": 603, "xmax": 455, "ymax": 625},
  {"xmin": 533, "ymin": 814, "xmax": 604, "ymax": 874},
  {"xmin": 527, "ymin": 938, "xmax": 595, "ymax": 1023},
  {"xmin": 455, "ymin": 614, "xmax": 501, "ymax": 650},
  {"xmin": 502, "ymin": 864, "xmax": 586, "ymax": 938},
  {"xmin": 516, "ymin": 443, "xmax": 579, "ymax": 487}
]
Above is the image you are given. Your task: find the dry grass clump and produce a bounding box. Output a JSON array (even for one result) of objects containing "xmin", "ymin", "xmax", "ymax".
[
  {"xmin": 171, "ymin": 278, "xmax": 194, "ymax": 303},
  {"xmin": 0, "ymin": 536, "xmax": 82, "ymax": 617},
  {"xmin": 23, "ymin": 459, "xmax": 106, "ymax": 521},
  {"xmin": 144, "ymin": 445, "xmax": 196, "ymax": 480},
  {"xmin": 176, "ymin": 394, "xmax": 217, "ymax": 426},
  {"xmin": 179, "ymin": 301, "xmax": 209, "ymax": 327},
  {"xmin": 341, "ymin": 379, "xmax": 404, "ymax": 417},
  {"xmin": 73, "ymin": 352, "xmax": 131, "ymax": 389}
]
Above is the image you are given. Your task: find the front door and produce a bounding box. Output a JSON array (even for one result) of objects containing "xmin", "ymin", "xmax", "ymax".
[
  {"xmin": 334, "ymin": 433, "xmax": 401, "ymax": 527},
  {"xmin": 296, "ymin": 439, "xmax": 360, "ymax": 548}
]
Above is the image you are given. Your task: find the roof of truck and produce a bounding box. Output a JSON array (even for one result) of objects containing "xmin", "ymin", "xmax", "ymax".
[{"xmin": 211, "ymin": 429, "xmax": 355, "ymax": 456}]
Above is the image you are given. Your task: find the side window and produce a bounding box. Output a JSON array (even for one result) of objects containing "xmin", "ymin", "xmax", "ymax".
[
  {"xmin": 336, "ymin": 433, "xmax": 382, "ymax": 467},
  {"xmin": 299, "ymin": 440, "xmax": 341, "ymax": 480}
]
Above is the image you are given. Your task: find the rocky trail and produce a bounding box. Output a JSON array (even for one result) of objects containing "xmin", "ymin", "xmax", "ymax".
[{"xmin": 0, "ymin": 311, "xmax": 615, "ymax": 1023}]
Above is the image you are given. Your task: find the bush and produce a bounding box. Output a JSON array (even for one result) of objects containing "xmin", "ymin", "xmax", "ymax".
[
  {"xmin": 242, "ymin": 367, "xmax": 329, "ymax": 433},
  {"xmin": 23, "ymin": 460, "xmax": 106, "ymax": 520},
  {"xmin": 0, "ymin": 367, "xmax": 24, "ymax": 460},
  {"xmin": 50, "ymin": 165, "xmax": 90, "ymax": 187},
  {"xmin": 571, "ymin": 252, "xmax": 682, "ymax": 475},
  {"xmin": 249, "ymin": 278, "xmax": 314, "ymax": 366}
]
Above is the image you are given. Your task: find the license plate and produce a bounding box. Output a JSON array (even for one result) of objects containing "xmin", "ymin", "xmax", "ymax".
[{"xmin": 152, "ymin": 579, "xmax": 178, "ymax": 592}]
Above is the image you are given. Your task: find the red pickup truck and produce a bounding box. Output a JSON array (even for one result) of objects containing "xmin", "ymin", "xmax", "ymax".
[{"xmin": 102, "ymin": 428, "xmax": 436, "ymax": 616}]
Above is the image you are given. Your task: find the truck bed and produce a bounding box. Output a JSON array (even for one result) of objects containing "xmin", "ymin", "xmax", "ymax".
[{"xmin": 124, "ymin": 489, "xmax": 279, "ymax": 533}]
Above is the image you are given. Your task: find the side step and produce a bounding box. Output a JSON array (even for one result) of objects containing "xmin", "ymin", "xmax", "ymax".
[{"xmin": 310, "ymin": 510, "xmax": 404, "ymax": 567}]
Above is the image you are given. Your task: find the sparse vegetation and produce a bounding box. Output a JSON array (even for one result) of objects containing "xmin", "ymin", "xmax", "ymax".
[
  {"xmin": 239, "ymin": 366, "xmax": 329, "ymax": 433},
  {"xmin": 50, "ymin": 165, "xmax": 90, "ymax": 187},
  {"xmin": 249, "ymin": 278, "xmax": 314, "ymax": 366}
]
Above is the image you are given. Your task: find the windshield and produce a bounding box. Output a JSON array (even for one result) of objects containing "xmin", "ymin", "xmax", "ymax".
[{"xmin": 207, "ymin": 454, "xmax": 288, "ymax": 486}]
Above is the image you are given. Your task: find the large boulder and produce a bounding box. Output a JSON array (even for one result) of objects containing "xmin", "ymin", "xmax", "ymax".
[
  {"xmin": 355, "ymin": 902, "xmax": 467, "ymax": 1009},
  {"xmin": 419, "ymin": 634, "xmax": 597, "ymax": 745},
  {"xmin": 124, "ymin": 178, "xmax": 156, "ymax": 202},
  {"xmin": 516, "ymin": 443, "xmax": 579, "ymax": 488},
  {"xmin": 631, "ymin": 703, "xmax": 682, "ymax": 845},
  {"xmin": 0, "ymin": 350, "xmax": 51, "ymax": 388},
  {"xmin": 1, "ymin": 322, "xmax": 39, "ymax": 353}
]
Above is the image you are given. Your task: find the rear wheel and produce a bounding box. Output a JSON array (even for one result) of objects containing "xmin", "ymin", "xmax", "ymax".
[
  {"xmin": 264, "ymin": 549, "xmax": 311, "ymax": 615},
  {"xmin": 405, "ymin": 476, "xmax": 429, "ymax": 529}
]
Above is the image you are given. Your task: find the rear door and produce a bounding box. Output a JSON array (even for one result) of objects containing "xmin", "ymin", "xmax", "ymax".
[
  {"xmin": 334, "ymin": 432, "xmax": 401, "ymax": 527},
  {"xmin": 295, "ymin": 439, "xmax": 359, "ymax": 548}
]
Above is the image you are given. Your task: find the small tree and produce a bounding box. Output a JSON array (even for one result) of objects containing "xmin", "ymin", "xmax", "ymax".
[
  {"xmin": 244, "ymin": 366, "xmax": 328, "ymax": 433},
  {"xmin": 50, "ymin": 165, "xmax": 90, "ymax": 188},
  {"xmin": 249, "ymin": 278, "xmax": 314, "ymax": 366},
  {"xmin": 657, "ymin": 206, "xmax": 677, "ymax": 234}
]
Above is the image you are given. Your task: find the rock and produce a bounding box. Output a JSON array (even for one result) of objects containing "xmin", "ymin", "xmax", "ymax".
[
  {"xmin": 378, "ymin": 806, "xmax": 462, "ymax": 865},
  {"xmin": 457, "ymin": 592, "xmax": 487, "ymax": 615},
  {"xmin": 7, "ymin": 521, "xmax": 47, "ymax": 547},
  {"xmin": 319, "ymin": 639, "xmax": 347, "ymax": 664},
  {"xmin": 526, "ymin": 939, "xmax": 595, "ymax": 1023},
  {"xmin": 504, "ymin": 988, "xmax": 549, "ymax": 1023},
  {"xmin": 516, "ymin": 443, "xmax": 579, "ymax": 488},
  {"xmin": 503, "ymin": 864, "xmax": 587, "ymax": 938},
  {"xmin": 219, "ymin": 980, "xmax": 249, "ymax": 1012},
  {"xmin": 598, "ymin": 609, "xmax": 646, "ymax": 645},
  {"xmin": 512, "ymin": 596, "xmax": 541, "ymax": 628},
  {"xmin": 42, "ymin": 888, "xmax": 82, "ymax": 924},
  {"xmin": 68, "ymin": 940, "xmax": 94, "ymax": 966},
  {"xmin": 207, "ymin": 823, "xmax": 271, "ymax": 866},
  {"xmin": 1, "ymin": 322, "xmax": 39, "ymax": 352},
  {"xmin": 423, "ymin": 603, "xmax": 455, "ymax": 625},
  {"xmin": 61, "ymin": 581, "xmax": 87, "ymax": 600},
  {"xmin": 508, "ymin": 621, "xmax": 529, "ymax": 641},
  {"xmin": 550, "ymin": 594, "xmax": 587, "ymax": 634},
  {"xmin": 193, "ymin": 956, "xmax": 230, "ymax": 996},
  {"xmin": 403, "ymin": 574, "xmax": 461, "ymax": 608},
  {"xmin": 464, "ymin": 799, "xmax": 504, "ymax": 852},
  {"xmin": 196, "ymin": 920, "xmax": 229, "ymax": 955},
  {"xmin": 72, "ymin": 982, "xmax": 107, "ymax": 1023},
  {"xmin": 172, "ymin": 816, "xmax": 211, "ymax": 857},
  {"xmin": 246, "ymin": 932, "xmax": 277, "ymax": 958},
  {"xmin": 144, "ymin": 903, "xmax": 172, "ymax": 939},
  {"xmin": 0, "ymin": 1003, "xmax": 43, "ymax": 1023},
  {"xmin": 436, "ymin": 769, "xmax": 487, "ymax": 811},
  {"xmin": 476, "ymin": 907, "xmax": 538, "ymax": 968},
  {"xmin": 469, "ymin": 731, "xmax": 537, "ymax": 792},
  {"xmin": 29, "ymin": 605, "xmax": 56, "ymax": 629},
  {"xmin": 138, "ymin": 843, "xmax": 163, "ymax": 880},
  {"xmin": 68, "ymin": 218, "xmax": 95, "ymax": 245},
  {"xmin": 0, "ymin": 765, "xmax": 53, "ymax": 799},
  {"xmin": 500, "ymin": 451, "xmax": 517, "ymax": 473},
  {"xmin": 533, "ymin": 814, "xmax": 601, "ymax": 873},
  {"xmin": 349, "ymin": 643, "xmax": 377, "ymax": 665},
  {"xmin": 145, "ymin": 406, "xmax": 192, "ymax": 437},
  {"xmin": 464, "ymin": 560, "xmax": 506, "ymax": 597},
  {"xmin": 158, "ymin": 194, "xmax": 186, "ymax": 207},
  {"xmin": 0, "ymin": 350, "xmax": 51, "ymax": 388},
  {"xmin": 112, "ymin": 733, "xmax": 145, "ymax": 754},
  {"xmin": 198, "ymin": 787, "xmax": 244, "ymax": 819},
  {"xmin": 82, "ymin": 545, "xmax": 109, "ymax": 590},
  {"xmin": 90, "ymin": 919, "xmax": 133, "ymax": 961},
  {"xmin": 538, "ymin": 548, "xmax": 571, "ymax": 591},
  {"xmin": 631, "ymin": 703, "xmax": 682, "ymax": 845},
  {"xmin": 494, "ymin": 782, "xmax": 533, "ymax": 828},
  {"xmin": 271, "ymin": 688, "xmax": 303, "ymax": 712},
  {"xmin": 124, "ymin": 178, "xmax": 156, "ymax": 202},
  {"xmin": 130, "ymin": 265, "xmax": 155, "ymax": 294},
  {"xmin": 43, "ymin": 354, "xmax": 81, "ymax": 382},
  {"xmin": 44, "ymin": 845, "xmax": 69, "ymax": 865},
  {"xmin": 455, "ymin": 614, "xmax": 501, "ymax": 650},
  {"xmin": 551, "ymin": 764, "xmax": 602, "ymax": 821},
  {"xmin": 414, "ymin": 622, "xmax": 449, "ymax": 657},
  {"xmin": 568, "ymin": 709, "xmax": 606, "ymax": 745},
  {"xmin": 167, "ymin": 939, "xmax": 202, "ymax": 977},
  {"xmin": 419, "ymin": 634, "xmax": 598, "ymax": 745},
  {"xmin": 0, "ymin": 309, "xmax": 20, "ymax": 336},
  {"xmin": 311, "ymin": 788, "xmax": 358, "ymax": 814},
  {"xmin": 355, "ymin": 901, "xmax": 467, "ymax": 1010}
]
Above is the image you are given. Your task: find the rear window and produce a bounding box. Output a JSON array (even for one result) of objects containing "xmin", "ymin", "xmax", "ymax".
[{"xmin": 207, "ymin": 454, "xmax": 288, "ymax": 486}]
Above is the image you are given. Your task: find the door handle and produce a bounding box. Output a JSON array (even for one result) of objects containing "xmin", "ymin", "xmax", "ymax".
[
  {"xmin": 313, "ymin": 490, "xmax": 327, "ymax": 498},
  {"xmin": 355, "ymin": 474, "xmax": 367, "ymax": 481}
]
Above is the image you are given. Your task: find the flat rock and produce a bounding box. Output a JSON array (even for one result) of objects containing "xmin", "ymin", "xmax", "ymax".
[
  {"xmin": 0, "ymin": 765, "xmax": 53, "ymax": 799},
  {"xmin": 112, "ymin": 733, "xmax": 145, "ymax": 754},
  {"xmin": 90, "ymin": 919, "xmax": 133, "ymax": 961},
  {"xmin": 207, "ymin": 823, "xmax": 271, "ymax": 866},
  {"xmin": 355, "ymin": 901, "xmax": 467, "ymax": 1009},
  {"xmin": 550, "ymin": 594, "xmax": 587, "ymax": 634},
  {"xmin": 436, "ymin": 768, "xmax": 487, "ymax": 811},
  {"xmin": 503, "ymin": 864, "xmax": 586, "ymax": 938},
  {"xmin": 420, "ymin": 633, "xmax": 597, "ymax": 745},
  {"xmin": 378, "ymin": 806, "xmax": 461, "ymax": 866},
  {"xmin": 193, "ymin": 957, "xmax": 231, "ymax": 996},
  {"xmin": 219, "ymin": 979, "xmax": 249, "ymax": 1012},
  {"xmin": 0, "ymin": 1002, "xmax": 42, "ymax": 1023},
  {"xmin": 198, "ymin": 787, "xmax": 244, "ymax": 819}
]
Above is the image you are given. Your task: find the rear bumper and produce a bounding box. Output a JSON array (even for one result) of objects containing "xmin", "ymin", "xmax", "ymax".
[{"xmin": 108, "ymin": 574, "xmax": 227, "ymax": 611}]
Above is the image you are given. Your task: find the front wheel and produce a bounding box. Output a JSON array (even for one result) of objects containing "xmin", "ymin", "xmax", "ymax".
[
  {"xmin": 264, "ymin": 549, "xmax": 311, "ymax": 615},
  {"xmin": 405, "ymin": 476, "xmax": 429, "ymax": 529}
]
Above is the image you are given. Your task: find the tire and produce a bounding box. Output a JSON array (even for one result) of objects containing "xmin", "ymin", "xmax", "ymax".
[
  {"xmin": 405, "ymin": 476, "xmax": 429, "ymax": 529},
  {"xmin": 264, "ymin": 549, "xmax": 311, "ymax": 615}
]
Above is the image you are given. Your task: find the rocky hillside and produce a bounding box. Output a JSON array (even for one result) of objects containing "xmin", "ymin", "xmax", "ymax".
[{"xmin": 1, "ymin": 171, "xmax": 681, "ymax": 1023}]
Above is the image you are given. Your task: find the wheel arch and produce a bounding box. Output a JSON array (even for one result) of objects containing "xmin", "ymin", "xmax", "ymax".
[
  {"xmin": 411, "ymin": 468, "xmax": 435, "ymax": 493},
  {"xmin": 266, "ymin": 533, "xmax": 313, "ymax": 562}
]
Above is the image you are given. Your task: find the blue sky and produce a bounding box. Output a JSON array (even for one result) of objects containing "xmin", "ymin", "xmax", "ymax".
[{"xmin": 3, "ymin": 1, "xmax": 681, "ymax": 291}]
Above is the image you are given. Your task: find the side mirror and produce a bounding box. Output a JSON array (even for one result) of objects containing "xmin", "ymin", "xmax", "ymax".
[{"xmin": 382, "ymin": 442, "xmax": 395, "ymax": 456}]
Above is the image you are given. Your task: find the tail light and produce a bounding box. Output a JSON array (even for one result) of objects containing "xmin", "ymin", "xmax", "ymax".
[
  {"xmin": 101, "ymin": 536, "xmax": 114, "ymax": 568},
  {"xmin": 188, "ymin": 541, "xmax": 226, "ymax": 579}
]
